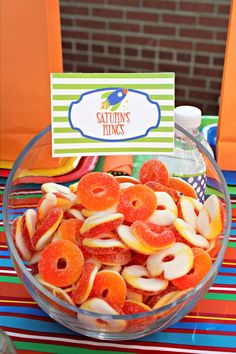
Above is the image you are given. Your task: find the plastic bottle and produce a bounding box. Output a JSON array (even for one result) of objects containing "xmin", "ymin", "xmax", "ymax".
[{"xmin": 157, "ymin": 106, "xmax": 213, "ymax": 203}]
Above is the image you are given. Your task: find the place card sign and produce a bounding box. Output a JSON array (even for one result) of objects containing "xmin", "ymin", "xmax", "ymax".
[{"xmin": 51, "ymin": 73, "xmax": 174, "ymax": 157}]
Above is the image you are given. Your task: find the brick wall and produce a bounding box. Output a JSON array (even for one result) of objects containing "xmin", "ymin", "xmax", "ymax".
[{"xmin": 59, "ymin": 0, "xmax": 230, "ymax": 115}]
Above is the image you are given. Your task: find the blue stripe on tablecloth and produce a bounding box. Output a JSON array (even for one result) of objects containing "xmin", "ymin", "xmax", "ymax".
[
  {"xmin": 0, "ymin": 306, "xmax": 48, "ymax": 317},
  {"xmin": 219, "ymin": 267, "xmax": 236, "ymax": 274},
  {"xmin": 0, "ymin": 251, "xmax": 10, "ymax": 256},
  {"xmin": 140, "ymin": 331, "xmax": 236, "ymax": 348},
  {"xmin": 0, "ymin": 259, "xmax": 14, "ymax": 267},
  {"xmin": 0, "ymin": 316, "xmax": 77, "ymax": 335},
  {"xmin": 171, "ymin": 321, "xmax": 236, "ymax": 332},
  {"xmin": 214, "ymin": 275, "xmax": 236, "ymax": 285}
]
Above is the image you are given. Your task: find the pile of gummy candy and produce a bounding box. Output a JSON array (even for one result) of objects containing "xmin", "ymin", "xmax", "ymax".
[{"xmin": 11, "ymin": 159, "xmax": 224, "ymax": 332}]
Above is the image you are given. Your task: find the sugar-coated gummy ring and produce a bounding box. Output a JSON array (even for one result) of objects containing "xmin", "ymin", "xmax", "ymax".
[
  {"xmin": 58, "ymin": 219, "xmax": 84, "ymax": 245},
  {"xmin": 31, "ymin": 207, "xmax": 63, "ymax": 251},
  {"xmin": 139, "ymin": 159, "xmax": 169, "ymax": 185},
  {"xmin": 147, "ymin": 242, "xmax": 194, "ymax": 280},
  {"xmin": 122, "ymin": 300, "xmax": 156, "ymax": 332},
  {"xmin": 90, "ymin": 270, "xmax": 127, "ymax": 308},
  {"xmin": 167, "ymin": 177, "xmax": 197, "ymax": 199},
  {"xmin": 172, "ymin": 247, "xmax": 212, "ymax": 290},
  {"xmin": 145, "ymin": 181, "xmax": 179, "ymax": 203},
  {"xmin": 95, "ymin": 248, "xmax": 131, "ymax": 266},
  {"xmin": 131, "ymin": 221, "xmax": 175, "ymax": 250},
  {"xmin": 80, "ymin": 212, "xmax": 124, "ymax": 238},
  {"xmin": 82, "ymin": 231, "xmax": 127, "ymax": 254},
  {"xmin": 38, "ymin": 240, "xmax": 84, "ymax": 287},
  {"xmin": 78, "ymin": 298, "xmax": 127, "ymax": 332},
  {"xmin": 77, "ymin": 172, "xmax": 120, "ymax": 211},
  {"xmin": 197, "ymin": 194, "xmax": 223, "ymax": 240},
  {"xmin": 71, "ymin": 260, "xmax": 100, "ymax": 304},
  {"xmin": 117, "ymin": 185, "xmax": 157, "ymax": 223}
]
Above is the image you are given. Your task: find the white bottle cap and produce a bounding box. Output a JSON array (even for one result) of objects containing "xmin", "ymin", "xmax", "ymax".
[{"xmin": 174, "ymin": 106, "xmax": 202, "ymax": 129}]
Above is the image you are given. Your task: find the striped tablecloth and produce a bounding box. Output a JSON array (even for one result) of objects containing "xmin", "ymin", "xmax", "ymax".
[{"xmin": 0, "ymin": 170, "xmax": 236, "ymax": 354}]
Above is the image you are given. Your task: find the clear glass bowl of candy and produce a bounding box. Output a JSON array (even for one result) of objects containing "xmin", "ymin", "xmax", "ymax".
[{"xmin": 3, "ymin": 125, "xmax": 231, "ymax": 340}]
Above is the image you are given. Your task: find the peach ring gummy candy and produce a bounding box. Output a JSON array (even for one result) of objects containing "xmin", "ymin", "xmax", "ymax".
[
  {"xmin": 71, "ymin": 259, "xmax": 100, "ymax": 305},
  {"xmin": 82, "ymin": 231, "xmax": 127, "ymax": 255},
  {"xmin": 95, "ymin": 248, "xmax": 131, "ymax": 266},
  {"xmin": 167, "ymin": 177, "xmax": 197, "ymax": 199},
  {"xmin": 38, "ymin": 240, "xmax": 84, "ymax": 287},
  {"xmin": 31, "ymin": 207, "xmax": 63, "ymax": 251},
  {"xmin": 76, "ymin": 172, "xmax": 120, "ymax": 211},
  {"xmin": 139, "ymin": 159, "xmax": 169, "ymax": 185},
  {"xmin": 117, "ymin": 185, "xmax": 157, "ymax": 223},
  {"xmin": 122, "ymin": 300, "xmax": 156, "ymax": 332},
  {"xmin": 131, "ymin": 221, "xmax": 175, "ymax": 251},
  {"xmin": 57, "ymin": 219, "xmax": 84, "ymax": 245},
  {"xmin": 145, "ymin": 181, "xmax": 179, "ymax": 203},
  {"xmin": 80, "ymin": 212, "xmax": 124, "ymax": 238},
  {"xmin": 90, "ymin": 270, "xmax": 127, "ymax": 308},
  {"xmin": 172, "ymin": 247, "xmax": 212, "ymax": 290},
  {"xmin": 78, "ymin": 298, "xmax": 127, "ymax": 332}
]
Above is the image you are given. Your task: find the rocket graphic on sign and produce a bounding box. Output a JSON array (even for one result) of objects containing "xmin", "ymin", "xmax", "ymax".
[{"xmin": 101, "ymin": 88, "xmax": 128, "ymax": 111}]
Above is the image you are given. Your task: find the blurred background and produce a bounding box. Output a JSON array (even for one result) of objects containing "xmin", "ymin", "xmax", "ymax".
[{"xmin": 59, "ymin": 0, "xmax": 230, "ymax": 115}]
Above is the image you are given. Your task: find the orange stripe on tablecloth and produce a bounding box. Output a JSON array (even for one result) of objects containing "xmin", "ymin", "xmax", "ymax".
[
  {"xmin": 192, "ymin": 298, "xmax": 236, "ymax": 316},
  {"xmin": 0, "ymin": 231, "xmax": 6, "ymax": 243},
  {"xmin": 0, "ymin": 282, "xmax": 31, "ymax": 299},
  {"xmin": 224, "ymin": 247, "xmax": 236, "ymax": 259}
]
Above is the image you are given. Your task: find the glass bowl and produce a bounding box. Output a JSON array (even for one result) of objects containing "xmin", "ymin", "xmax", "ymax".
[{"xmin": 3, "ymin": 124, "xmax": 231, "ymax": 341}]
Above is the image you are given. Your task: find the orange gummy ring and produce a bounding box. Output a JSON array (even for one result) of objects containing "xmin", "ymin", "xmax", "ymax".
[
  {"xmin": 145, "ymin": 181, "xmax": 179, "ymax": 203},
  {"xmin": 122, "ymin": 300, "xmax": 156, "ymax": 332},
  {"xmin": 90, "ymin": 270, "xmax": 127, "ymax": 308},
  {"xmin": 117, "ymin": 185, "xmax": 157, "ymax": 223},
  {"xmin": 38, "ymin": 240, "xmax": 84, "ymax": 287},
  {"xmin": 167, "ymin": 177, "xmax": 197, "ymax": 199},
  {"xmin": 131, "ymin": 221, "xmax": 175, "ymax": 250},
  {"xmin": 172, "ymin": 247, "xmax": 212, "ymax": 290},
  {"xmin": 95, "ymin": 248, "xmax": 131, "ymax": 266},
  {"xmin": 139, "ymin": 159, "xmax": 169, "ymax": 185},
  {"xmin": 71, "ymin": 260, "xmax": 99, "ymax": 304},
  {"xmin": 77, "ymin": 172, "xmax": 120, "ymax": 211},
  {"xmin": 82, "ymin": 231, "xmax": 127, "ymax": 255},
  {"xmin": 58, "ymin": 219, "xmax": 84, "ymax": 245}
]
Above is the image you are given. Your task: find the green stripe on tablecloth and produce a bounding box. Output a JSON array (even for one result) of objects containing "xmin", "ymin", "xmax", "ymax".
[
  {"xmin": 228, "ymin": 242, "xmax": 236, "ymax": 248},
  {"xmin": 15, "ymin": 341, "xmax": 129, "ymax": 354},
  {"xmin": 52, "ymin": 73, "xmax": 174, "ymax": 79},
  {"xmin": 0, "ymin": 276, "xmax": 21, "ymax": 284},
  {"xmin": 204, "ymin": 293, "xmax": 236, "ymax": 301},
  {"xmin": 9, "ymin": 193, "xmax": 41, "ymax": 199},
  {"xmin": 0, "ymin": 226, "xmax": 4, "ymax": 232}
]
